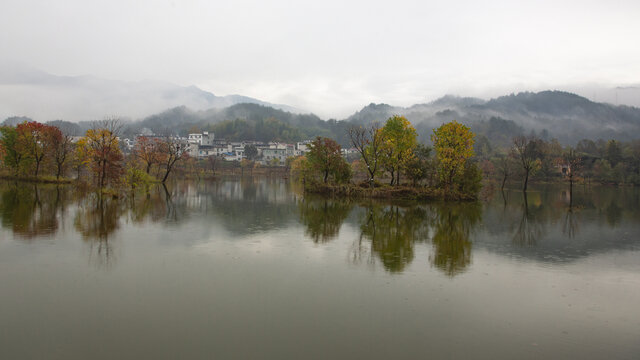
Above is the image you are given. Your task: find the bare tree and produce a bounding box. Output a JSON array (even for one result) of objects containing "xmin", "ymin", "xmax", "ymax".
[
  {"xmin": 563, "ymin": 147, "xmax": 582, "ymax": 205},
  {"xmin": 495, "ymin": 153, "xmax": 514, "ymax": 191},
  {"xmin": 133, "ymin": 136, "xmax": 162, "ymax": 174},
  {"xmin": 51, "ymin": 130, "xmax": 74, "ymax": 179},
  {"xmin": 512, "ymin": 135, "xmax": 539, "ymax": 192},
  {"xmin": 348, "ymin": 123, "xmax": 385, "ymax": 188},
  {"xmin": 208, "ymin": 155, "xmax": 220, "ymax": 175},
  {"xmin": 86, "ymin": 118, "xmax": 124, "ymax": 188},
  {"xmin": 160, "ymin": 135, "xmax": 188, "ymax": 183}
]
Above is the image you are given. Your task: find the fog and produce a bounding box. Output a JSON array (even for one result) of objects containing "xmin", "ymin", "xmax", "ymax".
[{"xmin": 1, "ymin": 0, "xmax": 640, "ymax": 120}]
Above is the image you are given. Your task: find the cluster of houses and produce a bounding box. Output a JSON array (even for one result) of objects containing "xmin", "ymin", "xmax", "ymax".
[
  {"xmin": 120, "ymin": 131, "xmax": 319, "ymax": 166},
  {"xmin": 184, "ymin": 131, "xmax": 314, "ymax": 164}
]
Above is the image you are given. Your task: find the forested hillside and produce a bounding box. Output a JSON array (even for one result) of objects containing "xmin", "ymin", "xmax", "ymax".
[{"xmin": 3, "ymin": 91, "xmax": 640, "ymax": 147}]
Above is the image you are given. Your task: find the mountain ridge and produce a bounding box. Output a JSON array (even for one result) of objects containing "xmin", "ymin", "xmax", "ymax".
[
  {"xmin": 2, "ymin": 69, "xmax": 640, "ymax": 146},
  {"xmin": 0, "ymin": 65, "xmax": 303, "ymax": 121}
]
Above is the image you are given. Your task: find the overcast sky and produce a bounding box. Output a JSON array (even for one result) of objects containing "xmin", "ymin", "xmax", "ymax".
[{"xmin": 1, "ymin": 0, "xmax": 639, "ymax": 118}]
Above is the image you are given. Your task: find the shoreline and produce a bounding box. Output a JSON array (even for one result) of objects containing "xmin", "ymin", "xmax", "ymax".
[
  {"xmin": 0, "ymin": 175, "xmax": 73, "ymax": 184},
  {"xmin": 303, "ymin": 183, "xmax": 478, "ymax": 201}
]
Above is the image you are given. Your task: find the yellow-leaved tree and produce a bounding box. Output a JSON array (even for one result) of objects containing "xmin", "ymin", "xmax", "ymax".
[
  {"xmin": 379, "ymin": 115, "xmax": 418, "ymax": 186},
  {"xmin": 431, "ymin": 120, "xmax": 475, "ymax": 194},
  {"xmin": 76, "ymin": 119, "xmax": 124, "ymax": 188}
]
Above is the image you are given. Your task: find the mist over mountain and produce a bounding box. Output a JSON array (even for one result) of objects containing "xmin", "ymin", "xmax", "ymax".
[
  {"xmin": 2, "ymin": 67, "xmax": 640, "ymax": 147},
  {"xmin": 119, "ymin": 91, "xmax": 640, "ymax": 146},
  {"xmin": 0, "ymin": 65, "xmax": 301, "ymax": 121},
  {"xmin": 345, "ymin": 91, "xmax": 640, "ymax": 145},
  {"xmin": 127, "ymin": 103, "xmax": 351, "ymax": 144}
]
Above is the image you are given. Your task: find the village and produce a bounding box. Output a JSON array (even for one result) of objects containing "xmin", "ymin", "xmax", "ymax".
[{"xmin": 118, "ymin": 130, "xmax": 358, "ymax": 165}]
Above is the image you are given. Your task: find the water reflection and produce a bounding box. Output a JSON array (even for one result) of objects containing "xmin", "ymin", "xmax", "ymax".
[
  {"xmin": 1, "ymin": 180, "xmax": 639, "ymax": 273},
  {"xmin": 74, "ymin": 195, "xmax": 124, "ymax": 268},
  {"xmin": 430, "ymin": 203, "xmax": 481, "ymax": 276},
  {"xmin": 0, "ymin": 183, "xmax": 69, "ymax": 239},
  {"xmin": 512, "ymin": 192, "xmax": 545, "ymax": 246},
  {"xmin": 355, "ymin": 204, "xmax": 431, "ymax": 273},
  {"xmin": 340, "ymin": 201, "xmax": 480, "ymax": 276},
  {"xmin": 298, "ymin": 197, "xmax": 353, "ymax": 243},
  {"xmin": 562, "ymin": 207, "xmax": 580, "ymax": 239}
]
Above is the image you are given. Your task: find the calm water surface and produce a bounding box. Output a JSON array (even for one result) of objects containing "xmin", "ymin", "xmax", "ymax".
[{"xmin": 0, "ymin": 179, "xmax": 639, "ymax": 359}]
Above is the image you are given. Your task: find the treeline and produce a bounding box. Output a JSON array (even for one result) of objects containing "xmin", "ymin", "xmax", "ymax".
[
  {"xmin": 291, "ymin": 116, "xmax": 640, "ymax": 201},
  {"xmin": 290, "ymin": 116, "xmax": 482, "ymax": 200},
  {"xmin": 481, "ymin": 136, "xmax": 640, "ymax": 189},
  {"xmin": 0, "ymin": 119, "xmax": 189, "ymax": 191},
  {"xmin": 2, "ymin": 117, "xmax": 639, "ymax": 197}
]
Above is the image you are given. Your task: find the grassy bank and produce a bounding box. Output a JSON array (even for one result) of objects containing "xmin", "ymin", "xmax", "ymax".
[
  {"xmin": 304, "ymin": 183, "xmax": 478, "ymax": 201},
  {"xmin": 0, "ymin": 174, "xmax": 74, "ymax": 184}
]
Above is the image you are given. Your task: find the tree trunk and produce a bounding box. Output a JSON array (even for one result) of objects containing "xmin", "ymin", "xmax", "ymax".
[
  {"xmin": 162, "ymin": 160, "xmax": 174, "ymax": 183},
  {"xmin": 100, "ymin": 159, "xmax": 107, "ymax": 188},
  {"xmin": 146, "ymin": 163, "xmax": 151, "ymax": 174},
  {"xmin": 56, "ymin": 163, "xmax": 62, "ymax": 179},
  {"xmin": 501, "ymin": 173, "xmax": 507, "ymax": 191},
  {"xmin": 569, "ymin": 174, "xmax": 573, "ymax": 208},
  {"xmin": 523, "ymin": 168, "xmax": 529, "ymax": 192},
  {"xmin": 368, "ymin": 170, "xmax": 375, "ymax": 188}
]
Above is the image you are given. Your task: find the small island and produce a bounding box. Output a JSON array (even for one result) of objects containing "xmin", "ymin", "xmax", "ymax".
[{"xmin": 291, "ymin": 117, "xmax": 482, "ymax": 201}]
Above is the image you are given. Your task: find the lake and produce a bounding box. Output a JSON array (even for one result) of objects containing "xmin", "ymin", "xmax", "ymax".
[{"xmin": 0, "ymin": 178, "xmax": 639, "ymax": 359}]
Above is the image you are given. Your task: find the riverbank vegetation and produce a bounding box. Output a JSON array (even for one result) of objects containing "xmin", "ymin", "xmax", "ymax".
[
  {"xmin": 2, "ymin": 116, "xmax": 639, "ymax": 200},
  {"xmin": 291, "ymin": 117, "xmax": 482, "ymax": 200},
  {"xmin": 481, "ymin": 136, "xmax": 640, "ymax": 190},
  {"xmin": 0, "ymin": 118, "xmax": 190, "ymax": 195}
]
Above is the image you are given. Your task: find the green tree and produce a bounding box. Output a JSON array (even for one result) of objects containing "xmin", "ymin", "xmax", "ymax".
[
  {"xmin": 431, "ymin": 121, "xmax": 475, "ymax": 194},
  {"xmin": 306, "ymin": 136, "xmax": 351, "ymax": 184},
  {"xmin": 290, "ymin": 156, "xmax": 311, "ymax": 185},
  {"xmin": 456, "ymin": 162, "xmax": 483, "ymax": 198},
  {"xmin": 606, "ymin": 140, "xmax": 622, "ymax": 167},
  {"xmin": 379, "ymin": 115, "xmax": 418, "ymax": 186},
  {"xmin": 405, "ymin": 144, "xmax": 433, "ymax": 186},
  {"xmin": 0, "ymin": 126, "xmax": 25, "ymax": 175}
]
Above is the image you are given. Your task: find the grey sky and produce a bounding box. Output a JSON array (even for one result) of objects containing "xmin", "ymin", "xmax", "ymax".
[{"xmin": 1, "ymin": 0, "xmax": 639, "ymax": 118}]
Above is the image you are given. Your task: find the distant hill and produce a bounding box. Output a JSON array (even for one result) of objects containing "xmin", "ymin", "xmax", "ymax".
[
  {"xmin": 3, "ymin": 88, "xmax": 640, "ymax": 147},
  {"xmin": 1, "ymin": 116, "xmax": 33, "ymax": 127},
  {"xmin": 344, "ymin": 91, "xmax": 640, "ymax": 145},
  {"xmin": 0, "ymin": 64, "xmax": 302, "ymax": 122},
  {"xmin": 127, "ymin": 103, "xmax": 351, "ymax": 144}
]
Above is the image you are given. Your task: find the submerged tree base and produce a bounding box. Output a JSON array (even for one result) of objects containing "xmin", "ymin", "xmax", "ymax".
[
  {"xmin": 0, "ymin": 174, "xmax": 73, "ymax": 184},
  {"xmin": 304, "ymin": 183, "xmax": 478, "ymax": 201}
]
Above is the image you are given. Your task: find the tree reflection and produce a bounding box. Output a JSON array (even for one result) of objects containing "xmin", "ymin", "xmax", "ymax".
[
  {"xmin": 562, "ymin": 207, "xmax": 580, "ymax": 239},
  {"xmin": 0, "ymin": 183, "xmax": 65, "ymax": 239},
  {"xmin": 298, "ymin": 198, "xmax": 353, "ymax": 243},
  {"xmin": 429, "ymin": 203, "xmax": 481, "ymax": 277},
  {"xmin": 74, "ymin": 195, "xmax": 124, "ymax": 268},
  {"xmin": 350, "ymin": 201, "xmax": 481, "ymax": 276},
  {"xmin": 353, "ymin": 204, "xmax": 431, "ymax": 273},
  {"xmin": 512, "ymin": 192, "xmax": 544, "ymax": 246},
  {"xmin": 562, "ymin": 191, "xmax": 581, "ymax": 239},
  {"xmin": 604, "ymin": 202, "xmax": 622, "ymax": 227}
]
